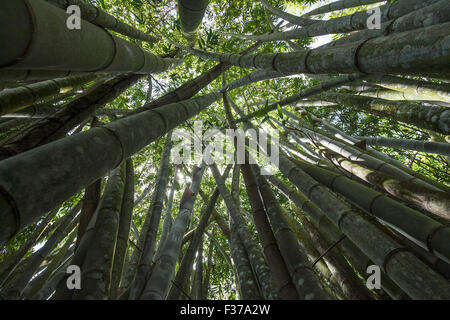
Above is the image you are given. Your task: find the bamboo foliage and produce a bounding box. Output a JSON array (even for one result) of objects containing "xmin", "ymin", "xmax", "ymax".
[{"xmin": 260, "ymin": 0, "xmax": 316, "ymax": 26}]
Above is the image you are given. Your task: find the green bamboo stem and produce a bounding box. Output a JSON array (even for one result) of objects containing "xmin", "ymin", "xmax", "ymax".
[
  {"xmin": 320, "ymin": 0, "xmax": 449, "ymax": 50},
  {"xmin": 268, "ymin": 175, "xmax": 408, "ymax": 300},
  {"xmin": 251, "ymin": 166, "xmax": 329, "ymax": 300},
  {"xmin": 22, "ymin": 230, "xmax": 76, "ymax": 299},
  {"xmin": 288, "ymin": 156, "xmax": 450, "ymax": 264},
  {"xmin": 302, "ymin": 0, "xmax": 386, "ymax": 17},
  {"xmin": 129, "ymin": 132, "xmax": 173, "ymax": 300},
  {"xmin": 231, "ymin": 0, "xmax": 438, "ymax": 41},
  {"xmin": 192, "ymin": 239, "xmax": 204, "ymax": 300},
  {"xmin": 0, "ymin": 74, "xmax": 98, "ymax": 116},
  {"xmin": 325, "ymin": 151, "xmax": 450, "ymax": 220},
  {"xmin": 198, "ymin": 189, "xmax": 231, "ymax": 242},
  {"xmin": 0, "ymin": 70, "xmax": 96, "ymax": 82},
  {"xmin": 291, "ymin": 124, "xmax": 447, "ymax": 196},
  {"xmin": 209, "ymin": 162, "xmax": 278, "ymax": 299},
  {"xmin": 52, "ymin": 201, "xmax": 101, "ymax": 300},
  {"xmin": 202, "ymin": 238, "xmax": 214, "ymax": 299},
  {"xmin": 45, "ymin": 0, "xmax": 159, "ymax": 43},
  {"xmin": 229, "ymin": 215, "xmax": 263, "ymax": 300},
  {"xmin": 73, "ymin": 164, "xmax": 126, "ymax": 300},
  {"xmin": 75, "ymin": 178, "xmax": 102, "ymax": 249},
  {"xmin": 0, "ymin": 73, "xmax": 144, "ymax": 161},
  {"xmin": 154, "ymin": 167, "xmax": 178, "ymax": 262},
  {"xmin": 0, "ymin": 118, "xmax": 31, "ymax": 134},
  {"xmin": 0, "ymin": 203, "xmax": 80, "ymax": 299},
  {"xmin": 223, "ymin": 92, "xmax": 299, "ymax": 300},
  {"xmin": 283, "ymin": 209, "xmax": 335, "ymax": 287},
  {"xmin": 0, "ymin": 0, "xmax": 179, "ymax": 73},
  {"xmin": 235, "ymin": 74, "xmax": 364, "ymax": 124},
  {"xmin": 279, "ymin": 152, "xmax": 450, "ymax": 299},
  {"xmin": 168, "ymin": 165, "xmax": 232, "ymax": 300},
  {"xmin": 178, "ymin": 0, "xmax": 209, "ymax": 45},
  {"xmin": 260, "ymin": 0, "xmax": 319, "ymax": 26},
  {"xmin": 355, "ymin": 89, "xmax": 444, "ymax": 102},
  {"xmin": 319, "ymin": 92, "xmax": 450, "ymax": 135},
  {"xmin": 288, "ymin": 109, "xmax": 450, "ymax": 192},
  {"xmin": 31, "ymin": 253, "xmax": 73, "ymax": 300},
  {"xmin": 228, "ymin": 166, "xmax": 264, "ymax": 300},
  {"xmin": 173, "ymin": 21, "xmax": 450, "ymax": 77},
  {"xmin": 365, "ymin": 74, "xmax": 450, "ymax": 104},
  {"xmin": 221, "ymin": 69, "xmax": 293, "ymax": 93},
  {"xmin": 140, "ymin": 164, "xmax": 206, "ymax": 300},
  {"xmin": 1, "ymin": 104, "xmax": 133, "ymax": 119},
  {"xmin": 296, "ymin": 211, "xmax": 375, "ymax": 300},
  {"xmin": 0, "ymin": 209, "xmax": 58, "ymax": 285},
  {"xmin": 234, "ymin": 105, "xmax": 450, "ymax": 299},
  {"xmin": 110, "ymin": 159, "xmax": 135, "ymax": 300},
  {"xmin": 355, "ymin": 136, "xmax": 450, "ymax": 157},
  {"xmin": 129, "ymin": 42, "xmax": 262, "ymax": 115},
  {"xmin": 229, "ymin": 164, "xmax": 264, "ymax": 299}
]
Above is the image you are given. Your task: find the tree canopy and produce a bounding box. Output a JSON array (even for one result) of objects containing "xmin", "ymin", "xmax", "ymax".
[{"xmin": 0, "ymin": 0, "xmax": 449, "ymax": 301}]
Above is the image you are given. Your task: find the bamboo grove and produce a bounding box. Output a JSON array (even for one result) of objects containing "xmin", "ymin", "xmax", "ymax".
[{"xmin": 0, "ymin": 0, "xmax": 449, "ymax": 300}]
